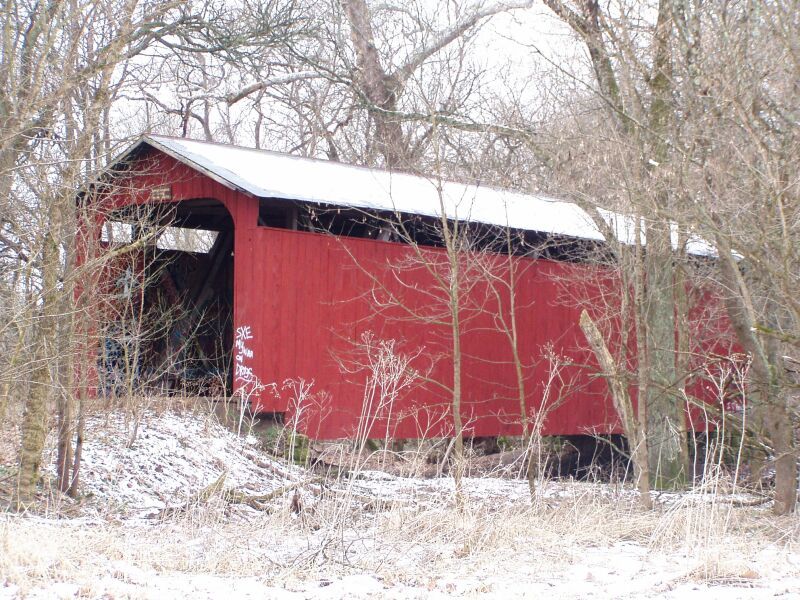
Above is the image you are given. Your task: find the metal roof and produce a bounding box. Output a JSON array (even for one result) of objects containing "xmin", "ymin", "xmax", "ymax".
[{"xmin": 128, "ymin": 135, "xmax": 714, "ymax": 255}]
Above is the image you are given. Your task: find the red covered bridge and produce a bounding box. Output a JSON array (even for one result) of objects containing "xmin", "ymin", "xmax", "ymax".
[{"xmin": 84, "ymin": 135, "xmax": 728, "ymax": 440}]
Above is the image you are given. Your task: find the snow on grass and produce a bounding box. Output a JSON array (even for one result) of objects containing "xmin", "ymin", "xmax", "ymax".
[
  {"xmin": 56, "ymin": 410, "xmax": 299, "ymax": 516},
  {"xmin": 2, "ymin": 510, "xmax": 799, "ymax": 599},
  {"xmin": 2, "ymin": 410, "xmax": 799, "ymax": 599}
]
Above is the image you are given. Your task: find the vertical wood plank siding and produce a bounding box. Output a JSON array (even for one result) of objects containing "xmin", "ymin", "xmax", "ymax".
[{"xmin": 100, "ymin": 148, "xmax": 730, "ymax": 440}]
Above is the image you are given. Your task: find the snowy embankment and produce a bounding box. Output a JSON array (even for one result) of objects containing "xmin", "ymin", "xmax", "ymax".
[
  {"xmin": 2, "ymin": 410, "xmax": 799, "ymax": 599},
  {"xmin": 65, "ymin": 411, "xmax": 300, "ymax": 516},
  {"xmin": 53, "ymin": 411, "xmax": 549, "ymax": 516}
]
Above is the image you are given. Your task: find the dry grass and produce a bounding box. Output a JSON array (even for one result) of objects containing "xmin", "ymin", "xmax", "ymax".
[
  {"xmin": 2, "ymin": 404, "xmax": 798, "ymax": 598},
  {"xmin": 2, "ymin": 478, "xmax": 797, "ymax": 598}
]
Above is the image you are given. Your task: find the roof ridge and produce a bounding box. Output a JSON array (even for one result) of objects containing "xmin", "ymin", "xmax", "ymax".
[{"xmin": 143, "ymin": 134, "xmax": 562, "ymax": 203}]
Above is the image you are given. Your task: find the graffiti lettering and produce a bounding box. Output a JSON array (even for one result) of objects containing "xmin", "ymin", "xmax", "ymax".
[
  {"xmin": 235, "ymin": 325, "xmax": 253, "ymax": 341},
  {"xmin": 234, "ymin": 324, "xmax": 256, "ymax": 383},
  {"xmin": 235, "ymin": 363, "xmax": 255, "ymax": 383}
]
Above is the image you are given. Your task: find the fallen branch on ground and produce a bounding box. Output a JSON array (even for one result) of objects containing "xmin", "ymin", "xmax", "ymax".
[
  {"xmin": 156, "ymin": 471, "xmax": 325, "ymax": 516},
  {"xmin": 222, "ymin": 477, "xmax": 324, "ymax": 510},
  {"xmin": 157, "ymin": 471, "xmax": 228, "ymax": 518}
]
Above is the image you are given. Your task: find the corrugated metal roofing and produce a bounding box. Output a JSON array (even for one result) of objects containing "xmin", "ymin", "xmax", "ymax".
[{"xmin": 134, "ymin": 135, "xmax": 713, "ymax": 255}]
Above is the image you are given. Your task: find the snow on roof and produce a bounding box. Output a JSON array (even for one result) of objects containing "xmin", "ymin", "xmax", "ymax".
[
  {"xmin": 143, "ymin": 135, "xmax": 603, "ymax": 241},
  {"xmin": 136, "ymin": 135, "xmax": 715, "ymax": 255}
]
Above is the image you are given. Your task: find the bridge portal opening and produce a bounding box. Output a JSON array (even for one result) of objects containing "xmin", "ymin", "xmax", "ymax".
[{"xmin": 98, "ymin": 198, "xmax": 234, "ymax": 398}]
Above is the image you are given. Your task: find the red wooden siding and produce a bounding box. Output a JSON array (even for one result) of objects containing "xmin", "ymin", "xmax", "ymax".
[
  {"xmin": 235, "ymin": 226, "xmax": 621, "ymax": 439},
  {"xmin": 91, "ymin": 145, "xmax": 733, "ymax": 440}
]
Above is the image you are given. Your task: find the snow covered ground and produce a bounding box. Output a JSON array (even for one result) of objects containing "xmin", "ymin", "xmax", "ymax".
[
  {"xmin": 45, "ymin": 411, "xmax": 302, "ymax": 517},
  {"xmin": 2, "ymin": 410, "xmax": 799, "ymax": 599}
]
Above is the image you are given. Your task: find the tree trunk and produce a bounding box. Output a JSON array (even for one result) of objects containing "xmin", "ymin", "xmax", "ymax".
[
  {"xmin": 55, "ymin": 391, "xmax": 73, "ymax": 493},
  {"xmin": 642, "ymin": 0, "xmax": 687, "ymax": 490},
  {"xmin": 15, "ymin": 342, "xmax": 49, "ymax": 508},
  {"xmin": 769, "ymin": 403, "xmax": 797, "ymax": 515},
  {"xmin": 644, "ymin": 225, "xmax": 685, "ymax": 489},
  {"xmin": 15, "ymin": 200, "xmax": 63, "ymax": 508},
  {"xmin": 341, "ymin": 0, "xmax": 408, "ymax": 168},
  {"xmin": 631, "ymin": 229, "xmax": 653, "ymax": 507},
  {"xmin": 450, "ymin": 253, "xmax": 465, "ymax": 508},
  {"xmin": 673, "ymin": 261, "xmax": 692, "ymax": 477},
  {"xmin": 67, "ymin": 383, "xmax": 86, "ymax": 499},
  {"xmin": 0, "ymin": 327, "xmax": 27, "ymax": 420},
  {"xmin": 56, "ymin": 271, "xmax": 76, "ymax": 493},
  {"xmin": 504, "ymin": 240, "xmax": 535, "ymax": 497},
  {"xmin": 580, "ymin": 310, "xmax": 652, "ymax": 509},
  {"xmin": 714, "ymin": 238, "xmax": 797, "ymax": 514}
]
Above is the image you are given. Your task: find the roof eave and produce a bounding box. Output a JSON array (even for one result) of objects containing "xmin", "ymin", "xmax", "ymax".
[{"xmin": 141, "ymin": 135, "xmax": 258, "ymax": 199}]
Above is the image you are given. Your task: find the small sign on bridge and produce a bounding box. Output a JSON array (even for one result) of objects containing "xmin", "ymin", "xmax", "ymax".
[{"xmin": 150, "ymin": 185, "xmax": 172, "ymax": 201}]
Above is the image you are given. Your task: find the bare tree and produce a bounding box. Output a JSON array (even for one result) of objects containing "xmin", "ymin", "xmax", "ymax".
[
  {"xmin": 535, "ymin": 0, "xmax": 714, "ymax": 489},
  {"xmin": 223, "ymin": 0, "xmax": 537, "ymax": 168},
  {"xmin": 0, "ymin": 0, "xmax": 210, "ymax": 508},
  {"xmin": 529, "ymin": 0, "xmax": 798, "ymax": 510},
  {"xmin": 664, "ymin": 0, "xmax": 799, "ymax": 513}
]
